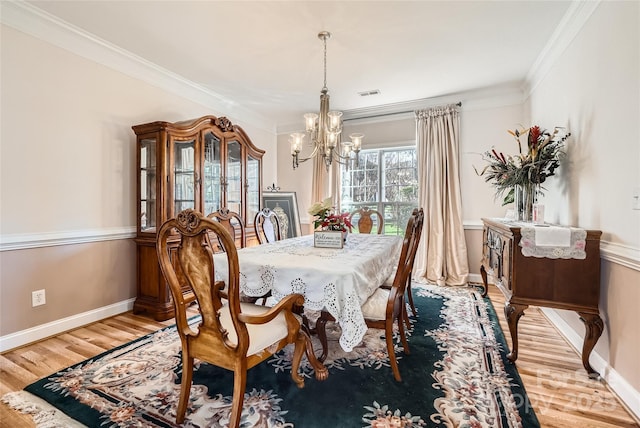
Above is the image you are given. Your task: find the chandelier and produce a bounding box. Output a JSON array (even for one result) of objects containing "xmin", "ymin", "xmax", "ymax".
[{"xmin": 290, "ymin": 31, "xmax": 363, "ymax": 170}]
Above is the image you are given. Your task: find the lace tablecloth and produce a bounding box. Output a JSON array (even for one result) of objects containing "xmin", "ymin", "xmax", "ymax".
[
  {"xmin": 519, "ymin": 224, "xmax": 587, "ymax": 259},
  {"xmin": 214, "ymin": 233, "xmax": 402, "ymax": 352}
]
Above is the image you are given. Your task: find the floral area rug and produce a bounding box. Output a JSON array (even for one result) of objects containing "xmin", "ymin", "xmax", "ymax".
[{"xmin": 3, "ymin": 283, "xmax": 539, "ymax": 427}]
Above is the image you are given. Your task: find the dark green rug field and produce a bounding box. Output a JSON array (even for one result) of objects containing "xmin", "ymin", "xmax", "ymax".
[{"xmin": 4, "ymin": 283, "xmax": 539, "ymax": 427}]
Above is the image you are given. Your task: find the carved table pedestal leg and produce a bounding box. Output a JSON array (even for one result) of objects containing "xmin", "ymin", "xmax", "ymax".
[
  {"xmin": 504, "ymin": 302, "xmax": 528, "ymax": 362},
  {"xmin": 578, "ymin": 312, "xmax": 604, "ymax": 379}
]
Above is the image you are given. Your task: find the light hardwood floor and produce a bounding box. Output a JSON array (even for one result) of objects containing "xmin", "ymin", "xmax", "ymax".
[{"xmin": 1, "ymin": 288, "xmax": 638, "ymax": 427}]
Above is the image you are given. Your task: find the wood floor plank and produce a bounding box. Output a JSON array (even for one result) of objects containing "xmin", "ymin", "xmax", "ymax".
[{"xmin": 486, "ymin": 285, "xmax": 639, "ymax": 427}]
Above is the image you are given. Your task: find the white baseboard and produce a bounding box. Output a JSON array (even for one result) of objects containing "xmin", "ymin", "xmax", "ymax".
[
  {"xmin": 0, "ymin": 298, "xmax": 136, "ymax": 352},
  {"xmin": 540, "ymin": 307, "xmax": 640, "ymax": 420},
  {"xmin": 467, "ymin": 273, "xmax": 483, "ymax": 284}
]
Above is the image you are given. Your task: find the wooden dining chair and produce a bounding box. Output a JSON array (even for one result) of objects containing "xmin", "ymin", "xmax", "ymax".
[
  {"xmin": 349, "ymin": 207, "xmax": 384, "ymax": 234},
  {"xmin": 254, "ymin": 207, "xmax": 283, "ymax": 244},
  {"xmin": 316, "ymin": 208, "xmax": 424, "ymax": 382},
  {"xmin": 157, "ymin": 209, "xmax": 328, "ymax": 427},
  {"xmin": 381, "ymin": 208, "xmax": 424, "ymax": 325},
  {"xmin": 207, "ymin": 207, "xmax": 246, "ymax": 250}
]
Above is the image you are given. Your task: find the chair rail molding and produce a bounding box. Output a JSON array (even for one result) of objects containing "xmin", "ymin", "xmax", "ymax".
[
  {"xmin": 599, "ymin": 241, "xmax": 640, "ymax": 272},
  {"xmin": 0, "ymin": 227, "xmax": 136, "ymax": 251}
]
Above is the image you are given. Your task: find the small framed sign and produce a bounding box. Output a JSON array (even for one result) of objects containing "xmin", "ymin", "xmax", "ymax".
[{"xmin": 314, "ymin": 231, "xmax": 344, "ymax": 249}]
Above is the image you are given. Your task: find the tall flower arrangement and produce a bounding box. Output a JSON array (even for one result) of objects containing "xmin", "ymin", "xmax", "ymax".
[
  {"xmin": 308, "ymin": 197, "xmax": 353, "ymax": 232},
  {"xmin": 476, "ymin": 126, "xmax": 571, "ymax": 205}
]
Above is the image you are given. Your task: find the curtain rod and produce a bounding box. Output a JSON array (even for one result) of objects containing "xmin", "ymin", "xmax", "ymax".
[{"xmin": 344, "ymin": 101, "xmax": 462, "ymax": 122}]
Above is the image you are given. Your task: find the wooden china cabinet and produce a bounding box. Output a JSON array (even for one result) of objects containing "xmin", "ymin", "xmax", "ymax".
[{"xmin": 133, "ymin": 115, "xmax": 264, "ymax": 320}]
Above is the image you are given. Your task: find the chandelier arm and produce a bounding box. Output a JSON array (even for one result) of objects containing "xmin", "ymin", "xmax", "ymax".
[{"xmin": 296, "ymin": 144, "xmax": 321, "ymax": 164}]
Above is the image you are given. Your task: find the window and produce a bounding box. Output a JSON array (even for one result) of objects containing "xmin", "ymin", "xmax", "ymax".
[{"xmin": 341, "ymin": 147, "xmax": 418, "ymax": 235}]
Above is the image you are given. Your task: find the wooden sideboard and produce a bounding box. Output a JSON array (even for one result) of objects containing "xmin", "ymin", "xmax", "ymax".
[{"xmin": 479, "ymin": 218, "xmax": 603, "ymax": 378}]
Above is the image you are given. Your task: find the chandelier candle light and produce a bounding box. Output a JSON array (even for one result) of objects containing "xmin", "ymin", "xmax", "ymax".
[{"xmin": 290, "ymin": 31, "xmax": 364, "ymax": 170}]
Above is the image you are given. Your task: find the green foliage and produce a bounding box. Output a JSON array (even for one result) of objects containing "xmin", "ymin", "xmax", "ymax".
[{"xmin": 475, "ymin": 126, "xmax": 571, "ymax": 204}]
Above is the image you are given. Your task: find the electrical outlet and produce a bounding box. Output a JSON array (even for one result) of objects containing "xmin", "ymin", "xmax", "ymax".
[
  {"xmin": 32, "ymin": 289, "xmax": 46, "ymax": 307},
  {"xmin": 633, "ymin": 187, "xmax": 640, "ymax": 210}
]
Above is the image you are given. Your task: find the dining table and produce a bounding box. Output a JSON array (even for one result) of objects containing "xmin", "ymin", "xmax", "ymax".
[{"xmin": 213, "ymin": 233, "xmax": 403, "ymax": 352}]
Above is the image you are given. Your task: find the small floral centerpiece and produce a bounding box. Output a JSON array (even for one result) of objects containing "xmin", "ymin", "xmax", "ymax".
[
  {"xmin": 475, "ymin": 125, "xmax": 571, "ymax": 220},
  {"xmin": 308, "ymin": 197, "xmax": 353, "ymax": 232}
]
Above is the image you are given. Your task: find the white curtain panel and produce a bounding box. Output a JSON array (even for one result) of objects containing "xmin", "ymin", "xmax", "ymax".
[{"xmin": 414, "ymin": 105, "xmax": 469, "ymax": 286}]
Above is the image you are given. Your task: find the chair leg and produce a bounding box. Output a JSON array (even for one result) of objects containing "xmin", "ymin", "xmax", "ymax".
[
  {"xmin": 290, "ymin": 333, "xmax": 306, "ymax": 388},
  {"xmin": 176, "ymin": 353, "xmax": 193, "ymax": 424},
  {"xmin": 406, "ymin": 276, "xmax": 417, "ymax": 317},
  {"xmin": 385, "ymin": 319, "xmax": 402, "ymax": 382},
  {"xmin": 398, "ymin": 313, "xmax": 410, "ymax": 355},
  {"xmin": 229, "ymin": 365, "xmax": 248, "ymax": 428},
  {"xmin": 403, "ymin": 303, "xmax": 411, "ymax": 330}
]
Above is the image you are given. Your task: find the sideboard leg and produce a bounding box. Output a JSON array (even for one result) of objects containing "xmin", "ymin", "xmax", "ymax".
[
  {"xmin": 480, "ymin": 265, "xmax": 488, "ymax": 297},
  {"xmin": 578, "ymin": 312, "xmax": 604, "ymax": 379},
  {"xmin": 504, "ymin": 303, "xmax": 527, "ymax": 363}
]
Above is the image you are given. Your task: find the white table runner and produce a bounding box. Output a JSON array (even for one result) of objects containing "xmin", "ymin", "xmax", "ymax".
[{"xmin": 520, "ymin": 225, "xmax": 587, "ymax": 259}]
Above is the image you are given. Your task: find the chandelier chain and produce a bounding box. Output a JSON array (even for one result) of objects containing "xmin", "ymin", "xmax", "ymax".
[{"xmin": 323, "ymin": 35, "xmax": 327, "ymax": 90}]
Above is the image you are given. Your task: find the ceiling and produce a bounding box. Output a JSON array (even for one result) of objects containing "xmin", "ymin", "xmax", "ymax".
[{"xmin": 27, "ymin": 0, "xmax": 573, "ymax": 128}]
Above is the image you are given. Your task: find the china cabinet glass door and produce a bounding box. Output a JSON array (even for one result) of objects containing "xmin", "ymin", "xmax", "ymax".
[
  {"xmin": 246, "ymin": 154, "xmax": 260, "ymax": 223},
  {"xmin": 139, "ymin": 138, "xmax": 157, "ymax": 231},
  {"xmin": 226, "ymin": 140, "xmax": 242, "ymax": 215},
  {"xmin": 203, "ymin": 132, "xmax": 221, "ymax": 215},
  {"xmin": 173, "ymin": 139, "xmax": 196, "ymax": 214}
]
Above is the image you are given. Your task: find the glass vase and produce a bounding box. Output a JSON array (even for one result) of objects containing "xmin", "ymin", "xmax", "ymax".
[{"xmin": 516, "ymin": 182, "xmax": 538, "ymax": 222}]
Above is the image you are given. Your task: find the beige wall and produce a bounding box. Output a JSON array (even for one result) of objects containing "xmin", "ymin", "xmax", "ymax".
[
  {"xmin": 0, "ymin": 25, "xmax": 278, "ymax": 337},
  {"xmin": 0, "ymin": 240, "xmax": 136, "ymax": 334},
  {"xmin": 525, "ymin": 1, "xmax": 640, "ymax": 398}
]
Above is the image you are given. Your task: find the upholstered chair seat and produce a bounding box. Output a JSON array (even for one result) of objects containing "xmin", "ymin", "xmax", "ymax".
[
  {"xmin": 217, "ymin": 302, "xmax": 302, "ymax": 355},
  {"xmin": 360, "ymin": 288, "xmax": 391, "ymax": 321}
]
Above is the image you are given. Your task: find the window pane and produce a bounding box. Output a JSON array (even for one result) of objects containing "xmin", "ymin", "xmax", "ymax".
[{"xmin": 341, "ymin": 146, "xmax": 418, "ymax": 235}]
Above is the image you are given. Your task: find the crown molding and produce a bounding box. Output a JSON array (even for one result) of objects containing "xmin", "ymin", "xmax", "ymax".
[
  {"xmin": 525, "ymin": 0, "xmax": 601, "ymax": 97},
  {"xmin": 0, "ymin": 0, "xmax": 275, "ymax": 134},
  {"xmin": 277, "ymin": 83, "xmax": 525, "ymax": 135}
]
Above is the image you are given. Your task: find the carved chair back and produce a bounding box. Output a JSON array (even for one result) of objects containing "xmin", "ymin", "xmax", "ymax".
[
  {"xmin": 156, "ymin": 209, "xmax": 327, "ymax": 427},
  {"xmin": 254, "ymin": 207, "xmax": 283, "ymax": 244},
  {"xmin": 207, "ymin": 207, "xmax": 246, "ymax": 250},
  {"xmin": 349, "ymin": 207, "xmax": 384, "ymax": 234}
]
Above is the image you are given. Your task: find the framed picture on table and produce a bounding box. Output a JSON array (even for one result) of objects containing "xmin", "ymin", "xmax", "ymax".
[{"xmin": 261, "ymin": 192, "xmax": 302, "ymax": 239}]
